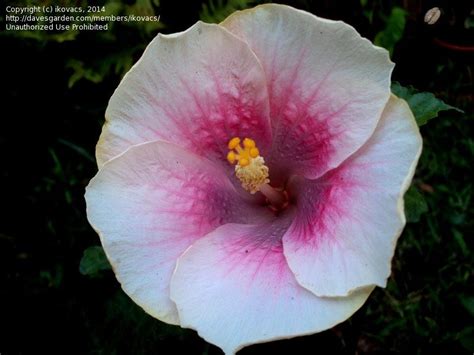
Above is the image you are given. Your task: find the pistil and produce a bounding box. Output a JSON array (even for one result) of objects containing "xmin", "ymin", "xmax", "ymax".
[
  {"xmin": 227, "ymin": 137, "xmax": 287, "ymax": 209},
  {"xmin": 259, "ymin": 183, "xmax": 288, "ymax": 210}
]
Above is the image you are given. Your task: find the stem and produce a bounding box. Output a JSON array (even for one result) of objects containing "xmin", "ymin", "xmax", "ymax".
[
  {"xmin": 259, "ymin": 183, "xmax": 287, "ymax": 208},
  {"xmin": 433, "ymin": 38, "xmax": 474, "ymax": 53}
]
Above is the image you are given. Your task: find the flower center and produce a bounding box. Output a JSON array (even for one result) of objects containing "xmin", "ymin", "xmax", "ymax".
[
  {"xmin": 227, "ymin": 137, "xmax": 287, "ymax": 209},
  {"xmin": 227, "ymin": 137, "xmax": 269, "ymax": 194}
]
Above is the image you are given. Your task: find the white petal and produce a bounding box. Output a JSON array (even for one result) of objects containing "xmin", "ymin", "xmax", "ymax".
[
  {"xmin": 222, "ymin": 4, "xmax": 394, "ymax": 180},
  {"xmin": 170, "ymin": 219, "xmax": 373, "ymax": 354},
  {"xmin": 97, "ymin": 22, "xmax": 271, "ymax": 168},
  {"xmin": 283, "ymin": 95, "xmax": 422, "ymax": 297},
  {"xmin": 86, "ymin": 141, "xmax": 270, "ymax": 324}
]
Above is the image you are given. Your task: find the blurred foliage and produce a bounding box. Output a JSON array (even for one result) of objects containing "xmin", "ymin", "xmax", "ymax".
[
  {"xmin": 392, "ymin": 82, "xmax": 463, "ymax": 126},
  {"xmin": 404, "ymin": 185, "xmax": 429, "ymax": 223},
  {"xmin": 364, "ymin": 104, "xmax": 473, "ymax": 353},
  {"xmin": 79, "ymin": 245, "xmax": 111, "ymax": 277},
  {"xmin": 3, "ymin": 0, "xmax": 163, "ymax": 87},
  {"xmin": 2, "ymin": 0, "xmax": 473, "ymax": 354},
  {"xmin": 374, "ymin": 6, "xmax": 406, "ymax": 55},
  {"xmin": 200, "ymin": 0, "xmax": 259, "ymax": 23}
]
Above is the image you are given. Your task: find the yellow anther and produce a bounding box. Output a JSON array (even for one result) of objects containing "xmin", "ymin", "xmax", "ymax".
[
  {"xmin": 227, "ymin": 151, "xmax": 236, "ymax": 164},
  {"xmin": 249, "ymin": 147, "xmax": 259, "ymax": 158},
  {"xmin": 226, "ymin": 137, "xmax": 269, "ymax": 194},
  {"xmin": 239, "ymin": 158, "xmax": 250, "ymax": 167},
  {"xmin": 235, "ymin": 145, "xmax": 244, "ymax": 154},
  {"xmin": 228, "ymin": 137, "xmax": 241, "ymax": 150},
  {"xmin": 243, "ymin": 138, "xmax": 256, "ymax": 148}
]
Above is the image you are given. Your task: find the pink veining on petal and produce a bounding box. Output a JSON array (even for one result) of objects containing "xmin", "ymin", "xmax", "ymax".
[
  {"xmin": 86, "ymin": 141, "xmax": 272, "ymax": 324},
  {"xmin": 268, "ymin": 99, "xmax": 351, "ymax": 182},
  {"xmin": 170, "ymin": 215, "xmax": 373, "ymax": 354},
  {"xmin": 222, "ymin": 5, "xmax": 394, "ymax": 179},
  {"xmin": 283, "ymin": 96, "xmax": 422, "ymax": 297},
  {"xmin": 215, "ymin": 222, "xmax": 288, "ymax": 288},
  {"xmin": 286, "ymin": 171, "xmax": 361, "ymax": 248},
  {"xmin": 85, "ymin": 5, "xmax": 423, "ymax": 354},
  {"xmin": 97, "ymin": 22, "xmax": 272, "ymax": 168}
]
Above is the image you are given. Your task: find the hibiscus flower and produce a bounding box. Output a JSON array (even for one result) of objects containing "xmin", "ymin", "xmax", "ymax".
[{"xmin": 85, "ymin": 4, "xmax": 422, "ymax": 354}]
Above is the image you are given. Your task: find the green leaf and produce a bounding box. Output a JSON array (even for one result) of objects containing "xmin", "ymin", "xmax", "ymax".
[
  {"xmin": 66, "ymin": 59, "xmax": 104, "ymax": 88},
  {"xmin": 458, "ymin": 326, "xmax": 474, "ymax": 352},
  {"xmin": 453, "ymin": 229, "xmax": 469, "ymax": 257},
  {"xmin": 374, "ymin": 7, "xmax": 407, "ymax": 56},
  {"xmin": 404, "ymin": 185, "xmax": 428, "ymax": 223},
  {"xmin": 392, "ymin": 82, "xmax": 463, "ymax": 126},
  {"xmin": 79, "ymin": 246, "xmax": 111, "ymax": 277},
  {"xmin": 459, "ymin": 295, "xmax": 474, "ymax": 317}
]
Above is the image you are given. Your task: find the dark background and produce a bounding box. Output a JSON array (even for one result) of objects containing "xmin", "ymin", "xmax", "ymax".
[{"xmin": 1, "ymin": 0, "xmax": 473, "ymax": 354}]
